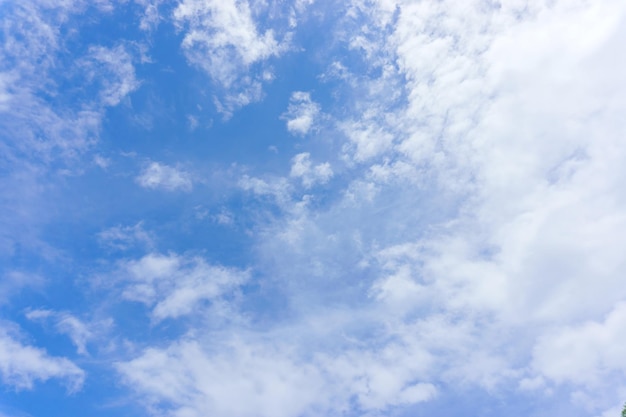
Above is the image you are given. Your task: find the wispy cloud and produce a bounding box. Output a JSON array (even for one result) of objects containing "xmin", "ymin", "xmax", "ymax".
[
  {"xmin": 135, "ymin": 0, "xmax": 164, "ymax": 31},
  {"xmin": 98, "ymin": 222, "xmax": 154, "ymax": 251},
  {"xmin": 80, "ymin": 45, "xmax": 140, "ymax": 107},
  {"xmin": 136, "ymin": 162, "xmax": 193, "ymax": 192},
  {"xmin": 25, "ymin": 310, "xmax": 112, "ymax": 356},
  {"xmin": 118, "ymin": 252, "xmax": 249, "ymax": 321},
  {"xmin": 0, "ymin": 324, "xmax": 84, "ymax": 392},
  {"xmin": 0, "ymin": 1, "xmax": 140, "ymax": 258},
  {"xmin": 0, "ymin": 271, "xmax": 44, "ymax": 306}
]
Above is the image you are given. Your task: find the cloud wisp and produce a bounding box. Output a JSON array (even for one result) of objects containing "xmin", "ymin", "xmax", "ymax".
[
  {"xmin": 0, "ymin": 325, "xmax": 84, "ymax": 392},
  {"xmin": 136, "ymin": 162, "xmax": 193, "ymax": 192}
]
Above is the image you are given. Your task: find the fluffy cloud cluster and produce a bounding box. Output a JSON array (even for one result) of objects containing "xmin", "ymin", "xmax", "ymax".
[
  {"xmin": 174, "ymin": 0, "xmax": 281, "ymax": 85},
  {"xmin": 283, "ymin": 91, "xmax": 321, "ymax": 136},
  {"xmin": 173, "ymin": 0, "xmax": 293, "ymax": 115},
  {"xmin": 290, "ymin": 153, "xmax": 333, "ymax": 188},
  {"xmin": 117, "ymin": 322, "xmax": 438, "ymax": 417},
  {"xmin": 118, "ymin": 252, "xmax": 249, "ymax": 321}
]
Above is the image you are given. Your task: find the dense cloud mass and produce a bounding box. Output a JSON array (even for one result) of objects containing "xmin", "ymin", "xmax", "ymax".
[{"xmin": 1, "ymin": 1, "xmax": 626, "ymax": 417}]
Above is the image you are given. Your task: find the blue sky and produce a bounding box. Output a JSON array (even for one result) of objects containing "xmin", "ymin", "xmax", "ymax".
[{"xmin": 1, "ymin": 1, "xmax": 626, "ymax": 416}]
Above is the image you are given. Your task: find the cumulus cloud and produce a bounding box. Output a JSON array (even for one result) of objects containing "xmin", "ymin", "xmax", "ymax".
[
  {"xmin": 363, "ymin": 0, "xmax": 626, "ymax": 408},
  {"xmin": 136, "ymin": 162, "xmax": 193, "ymax": 192},
  {"xmin": 174, "ymin": 0, "xmax": 281, "ymax": 83},
  {"xmin": 282, "ymin": 91, "xmax": 321, "ymax": 136},
  {"xmin": 117, "ymin": 329, "xmax": 436, "ymax": 417},
  {"xmin": 0, "ymin": 324, "xmax": 84, "ymax": 391},
  {"xmin": 118, "ymin": 252, "xmax": 249, "ymax": 321},
  {"xmin": 289, "ymin": 153, "xmax": 333, "ymax": 188},
  {"xmin": 117, "ymin": 339, "xmax": 324, "ymax": 417},
  {"xmin": 341, "ymin": 119, "xmax": 395, "ymax": 162},
  {"xmin": 532, "ymin": 302, "xmax": 626, "ymax": 385},
  {"xmin": 173, "ymin": 0, "xmax": 290, "ymax": 114}
]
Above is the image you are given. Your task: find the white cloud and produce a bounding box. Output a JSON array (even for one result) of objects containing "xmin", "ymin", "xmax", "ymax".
[
  {"xmin": 0, "ymin": 4, "xmax": 139, "ymax": 162},
  {"xmin": 98, "ymin": 222, "xmax": 154, "ymax": 251},
  {"xmin": 174, "ymin": 0, "xmax": 281, "ymax": 81},
  {"xmin": 119, "ymin": 253, "xmax": 249, "ymax": 321},
  {"xmin": 136, "ymin": 162, "xmax": 193, "ymax": 192},
  {"xmin": 135, "ymin": 0, "xmax": 163, "ymax": 31},
  {"xmin": 48, "ymin": 314, "xmax": 91, "ymax": 355},
  {"xmin": 173, "ymin": 0, "xmax": 289, "ymax": 114},
  {"xmin": 369, "ymin": 265, "xmax": 425, "ymax": 314},
  {"xmin": 0, "ymin": 1, "xmax": 139, "ymax": 256},
  {"xmin": 289, "ymin": 153, "xmax": 333, "ymax": 188},
  {"xmin": 238, "ymin": 175, "xmax": 292, "ymax": 208},
  {"xmin": 395, "ymin": 0, "xmax": 626, "ymax": 326},
  {"xmin": 117, "ymin": 339, "xmax": 325, "ymax": 417},
  {"xmin": 0, "ymin": 324, "xmax": 84, "ymax": 392},
  {"xmin": 213, "ymin": 209, "xmax": 234, "ymax": 225},
  {"xmin": 82, "ymin": 44, "xmax": 140, "ymax": 107},
  {"xmin": 349, "ymin": 0, "xmax": 626, "ymax": 408},
  {"xmin": 186, "ymin": 114, "xmax": 199, "ymax": 131},
  {"xmin": 213, "ymin": 79, "xmax": 264, "ymax": 119},
  {"xmin": 341, "ymin": 120, "xmax": 394, "ymax": 162},
  {"xmin": 282, "ymin": 91, "xmax": 321, "ymax": 136},
  {"xmin": 0, "ymin": 72, "xmax": 16, "ymax": 112},
  {"xmin": 93, "ymin": 154, "xmax": 111, "ymax": 168},
  {"xmin": 117, "ymin": 330, "xmax": 436, "ymax": 417},
  {"xmin": 532, "ymin": 302, "xmax": 626, "ymax": 386},
  {"xmin": 25, "ymin": 310, "xmax": 110, "ymax": 356}
]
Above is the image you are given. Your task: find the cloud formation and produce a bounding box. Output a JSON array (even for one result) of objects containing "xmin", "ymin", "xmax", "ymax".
[
  {"xmin": 283, "ymin": 91, "xmax": 321, "ymax": 136},
  {"xmin": 119, "ymin": 252, "xmax": 249, "ymax": 321},
  {"xmin": 0, "ymin": 325, "xmax": 84, "ymax": 392},
  {"xmin": 136, "ymin": 162, "xmax": 193, "ymax": 192},
  {"xmin": 173, "ymin": 0, "xmax": 291, "ymax": 115},
  {"xmin": 289, "ymin": 153, "xmax": 333, "ymax": 188}
]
